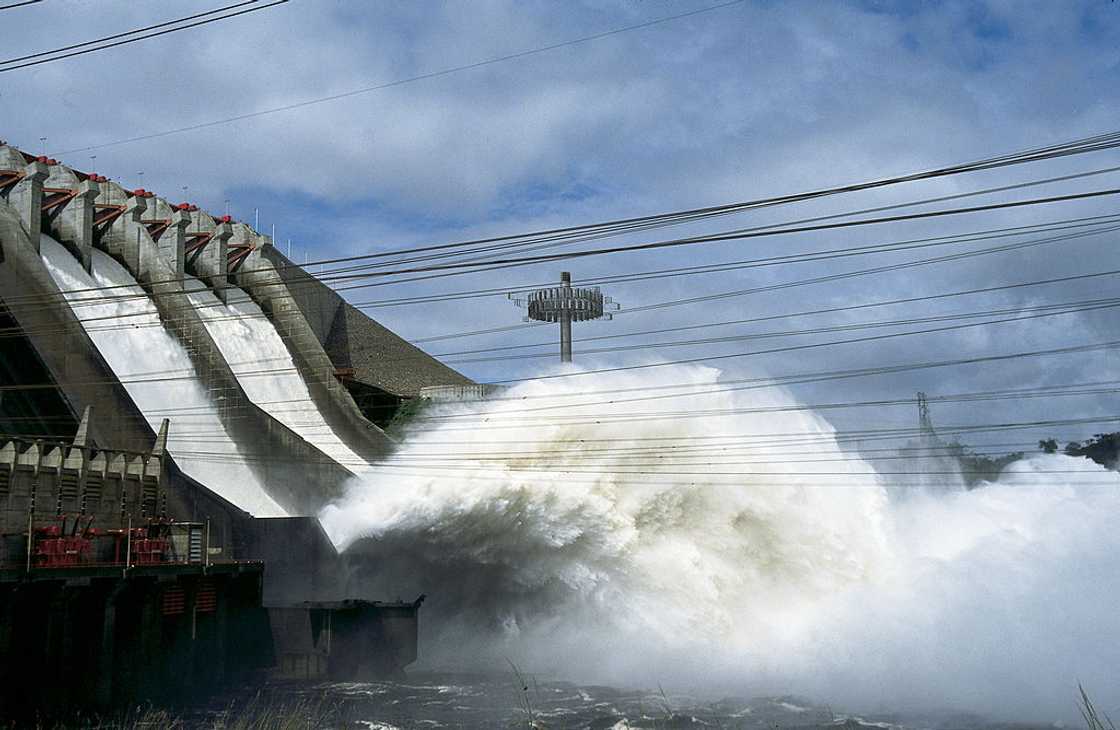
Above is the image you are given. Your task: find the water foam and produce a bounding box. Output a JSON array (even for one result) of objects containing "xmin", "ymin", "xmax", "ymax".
[
  {"xmin": 183, "ymin": 275, "xmax": 365, "ymax": 468},
  {"xmin": 321, "ymin": 362, "xmax": 1119, "ymax": 721},
  {"xmin": 40, "ymin": 235, "xmax": 285, "ymax": 516}
]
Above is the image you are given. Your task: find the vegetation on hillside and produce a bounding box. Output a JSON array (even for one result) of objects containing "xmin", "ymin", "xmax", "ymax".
[
  {"xmin": 943, "ymin": 441, "xmax": 1024, "ymax": 487},
  {"xmin": 1062, "ymin": 433, "xmax": 1119, "ymax": 468},
  {"xmin": 384, "ymin": 395, "xmax": 432, "ymax": 439},
  {"xmin": 1039, "ymin": 432, "xmax": 1118, "ymax": 468}
]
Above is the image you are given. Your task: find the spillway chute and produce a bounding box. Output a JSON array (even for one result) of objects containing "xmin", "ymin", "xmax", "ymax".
[
  {"xmin": 183, "ymin": 274, "xmax": 366, "ymax": 469},
  {"xmin": 39, "ymin": 234, "xmax": 287, "ymax": 516}
]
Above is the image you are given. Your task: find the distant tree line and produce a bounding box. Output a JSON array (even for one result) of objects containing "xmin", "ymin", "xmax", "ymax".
[
  {"xmin": 1038, "ymin": 432, "xmax": 1118, "ymax": 467},
  {"xmin": 944, "ymin": 441, "xmax": 1024, "ymax": 487},
  {"xmin": 941, "ymin": 432, "xmax": 1117, "ymax": 488}
]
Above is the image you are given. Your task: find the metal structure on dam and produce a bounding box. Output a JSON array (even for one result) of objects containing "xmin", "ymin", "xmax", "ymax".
[{"xmin": 0, "ymin": 142, "xmax": 472, "ymax": 713}]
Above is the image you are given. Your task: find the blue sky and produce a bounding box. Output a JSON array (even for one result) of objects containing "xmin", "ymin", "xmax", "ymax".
[{"xmin": 1, "ymin": 0, "xmax": 1118, "ymax": 446}]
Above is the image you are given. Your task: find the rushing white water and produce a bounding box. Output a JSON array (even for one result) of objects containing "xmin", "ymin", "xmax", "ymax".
[
  {"xmin": 184, "ymin": 275, "xmax": 365, "ymax": 469},
  {"xmin": 39, "ymin": 235, "xmax": 285, "ymax": 516},
  {"xmin": 321, "ymin": 362, "xmax": 1120, "ymax": 721}
]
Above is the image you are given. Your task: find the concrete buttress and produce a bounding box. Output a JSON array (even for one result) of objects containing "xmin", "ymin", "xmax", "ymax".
[{"xmin": 234, "ymin": 237, "xmax": 393, "ymax": 463}]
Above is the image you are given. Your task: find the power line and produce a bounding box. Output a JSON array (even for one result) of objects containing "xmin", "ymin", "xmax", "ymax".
[
  {"xmin": 403, "ymin": 415, "xmax": 1119, "ymax": 450},
  {"xmin": 485, "ymin": 307, "xmax": 1120, "ymax": 384},
  {"xmin": 17, "ymin": 132, "xmax": 1116, "ymax": 311},
  {"xmin": 325, "ymin": 168, "xmax": 1120, "ymax": 296},
  {"xmin": 11, "ymin": 186, "xmax": 1117, "ymax": 343},
  {"xmin": 70, "ymin": 181, "xmax": 1082, "ymax": 342},
  {"xmin": 434, "ymin": 298, "xmax": 1120, "ymax": 366},
  {"xmin": 412, "ymin": 382, "xmax": 1119, "ymax": 424},
  {"xmin": 326, "ymin": 187, "xmax": 1120, "ymax": 281},
  {"xmin": 222, "ymin": 129, "xmax": 1120, "ymax": 273},
  {"xmin": 2, "ymin": 305, "xmax": 1114, "ymax": 407},
  {"xmin": 415, "ymin": 386, "xmax": 1120, "ymax": 430},
  {"xmin": 376, "ymin": 437, "xmax": 1106, "ymax": 460},
  {"xmin": 0, "ymin": 0, "xmax": 289, "ymax": 73},
  {"xmin": 425, "ymin": 269, "xmax": 1120, "ymax": 358},
  {"xmin": 51, "ymin": 0, "xmax": 748, "ymax": 154},
  {"xmin": 15, "ymin": 215, "xmax": 1117, "ymax": 343},
  {"xmin": 0, "ymin": 0, "xmax": 262, "ymax": 66},
  {"xmin": 87, "ymin": 415, "xmax": 1120, "ymax": 471},
  {"xmin": 346, "ymin": 214, "xmax": 1120, "ymax": 309},
  {"xmin": 323, "ymin": 165, "xmax": 1120, "ymax": 280},
  {"xmin": 15, "ymin": 133, "xmax": 1120, "ymax": 306},
  {"xmin": 10, "ymin": 249, "xmax": 1117, "ymax": 374},
  {"xmin": 13, "ymin": 378, "xmax": 1104, "ymax": 435},
  {"xmin": 415, "ymin": 219, "xmax": 1120, "ymax": 344},
  {"xmin": 99, "ymin": 382, "xmax": 1120, "ymax": 424},
  {"xmin": 0, "ymin": 0, "xmax": 43, "ymax": 10},
  {"xmin": 22, "ymin": 179, "xmax": 1120, "ymax": 335},
  {"xmin": 454, "ymin": 340, "xmax": 1120, "ymax": 407}
]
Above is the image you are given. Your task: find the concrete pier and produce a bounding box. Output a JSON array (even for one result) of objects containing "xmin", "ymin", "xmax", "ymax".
[
  {"xmin": 0, "ymin": 562, "xmax": 269, "ymax": 712},
  {"xmin": 235, "ymin": 241, "xmax": 393, "ymax": 462},
  {"xmin": 268, "ymin": 597, "xmax": 422, "ymax": 680},
  {"xmin": 185, "ymin": 209, "xmax": 231, "ymax": 304},
  {"xmin": 42, "ymin": 164, "xmax": 99, "ymax": 273},
  {"xmin": 0, "ymin": 147, "xmax": 49, "ymax": 250},
  {"xmin": 146, "ymin": 197, "xmax": 191, "ymax": 279}
]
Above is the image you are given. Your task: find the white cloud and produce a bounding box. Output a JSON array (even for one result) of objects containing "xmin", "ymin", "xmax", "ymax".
[{"xmin": 1, "ymin": 0, "xmax": 1116, "ymax": 443}]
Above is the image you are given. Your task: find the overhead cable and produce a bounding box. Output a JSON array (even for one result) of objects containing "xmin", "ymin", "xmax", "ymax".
[
  {"xmin": 52, "ymin": 0, "xmax": 748, "ymax": 153},
  {"xmin": 0, "ymin": 1, "xmax": 290, "ymax": 73}
]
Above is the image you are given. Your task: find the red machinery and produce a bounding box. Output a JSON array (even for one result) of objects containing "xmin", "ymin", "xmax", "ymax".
[
  {"xmin": 32, "ymin": 516, "xmax": 95, "ymax": 567},
  {"xmin": 22, "ymin": 518, "xmax": 180, "ymax": 568},
  {"xmin": 110, "ymin": 521, "xmax": 173, "ymax": 565}
]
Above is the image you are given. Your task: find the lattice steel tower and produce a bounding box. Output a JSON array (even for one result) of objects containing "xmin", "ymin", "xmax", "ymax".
[
  {"xmin": 510, "ymin": 272, "xmax": 618, "ymax": 363},
  {"xmin": 916, "ymin": 391, "xmax": 940, "ymax": 448}
]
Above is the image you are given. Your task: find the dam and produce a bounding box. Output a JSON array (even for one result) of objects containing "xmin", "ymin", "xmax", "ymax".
[{"xmin": 0, "ymin": 143, "xmax": 472, "ymax": 712}]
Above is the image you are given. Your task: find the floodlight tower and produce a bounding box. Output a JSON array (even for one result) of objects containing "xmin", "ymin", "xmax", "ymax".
[{"xmin": 510, "ymin": 272, "xmax": 619, "ymax": 363}]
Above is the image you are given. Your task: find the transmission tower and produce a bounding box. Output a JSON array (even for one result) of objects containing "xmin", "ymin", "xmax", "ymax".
[{"xmin": 917, "ymin": 391, "xmax": 939, "ymax": 447}]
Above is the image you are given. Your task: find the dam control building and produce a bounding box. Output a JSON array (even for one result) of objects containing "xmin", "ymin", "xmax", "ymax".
[{"xmin": 0, "ymin": 143, "xmax": 473, "ymax": 712}]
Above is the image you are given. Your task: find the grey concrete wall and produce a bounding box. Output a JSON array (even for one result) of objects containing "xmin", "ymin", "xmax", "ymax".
[
  {"xmin": 259, "ymin": 245, "xmax": 340, "ymax": 343},
  {"xmin": 42, "ymin": 164, "xmax": 97, "ymax": 272},
  {"xmin": 80, "ymin": 189, "xmax": 354, "ymax": 516},
  {"xmin": 0, "ymin": 202, "xmax": 155, "ymax": 454},
  {"xmin": 234, "ymin": 241, "xmax": 393, "ymax": 463},
  {"xmin": 0, "ymin": 202, "xmax": 254, "ymax": 540},
  {"xmin": 147, "ymin": 197, "xmax": 190, "ymax": 279},
  {"xmin": 0, "ymin": 431, "xmax": 162, "ymax": 533},
  {"xmin": 2, "ymin": 185, "xmax": 353, "ymax": 516},
  {"xmin": 0, "ymin": 148, "xmax": 46, "ymax": 250},
  {"xmin": 183, "ymin": 208, "xmax": 230, "ymax": 303},
  {"xmin": 235, "ymin": 515, "xmax": 345, "ymax": 604},
  {"xmin": 258, "ymin": 245, "xmax": 474, "ymax": 397}
]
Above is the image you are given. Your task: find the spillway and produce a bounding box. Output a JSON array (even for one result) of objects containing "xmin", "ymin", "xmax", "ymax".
[
  {"xmin": 39, "ymin": 234, "xmax": 286, "ymax": 516},
  {"xmin": 183, "ymin": 276, "xmax": 365, "ymax": 469}
]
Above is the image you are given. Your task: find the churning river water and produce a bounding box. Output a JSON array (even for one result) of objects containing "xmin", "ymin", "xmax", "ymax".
[{"xmin": 185, "ymin": 673, "xmax": 1069, "ymax": 729}]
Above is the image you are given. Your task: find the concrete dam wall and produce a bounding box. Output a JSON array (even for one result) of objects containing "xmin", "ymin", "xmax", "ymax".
[
  {"xmin": 0, "ymin": 143, "xmax": 459, "ymax": 714},
  {"xmin": 0, "ymin": 143, "xmax": 473, "ymax": 522}
]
